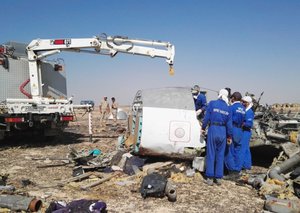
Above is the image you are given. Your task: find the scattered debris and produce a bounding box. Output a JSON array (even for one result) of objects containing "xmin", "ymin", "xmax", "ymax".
[
  {"xmin": 192, "ymin": 156, "xmax": 205, "ymax": 172},
  {"xmin": 0, "ymin": 174, "xmax": 8, "ymax": 186},
  {"xmin": 294, "ymin": 177, "xmax": 300, "ymax": 198},
  {"xmin": 0, "ymin": 195, "xmax": 42, "ymax": 212},
  {"xmin": 37, "ymin": 161, "xmax": 71, "ymax": 168},
  {"xmin": 0, "ymin": 185, "xmax": 15, "ymax": 192},
  {"xmin": 57, "ymin": 173, "xmax": 92, "ymax": 187},
  {"xmin": 73, "ymin": 166, "xmax": 85, "ymax": 177},
  {"xmin": 80, "ymin": 172, "xmax": 121, "ymax": 190},
  {"xmin": 21, "ymin": 179, "xmax": 33, "ymax": 187},
  {"xmin": 185, "ymin": 168, "xmax": 196, "ymax": 177},
  {"xmin": 269, "ymin": 152, "xmax": 300, "ymax": 181},
  {"xmin": 123, "ymin": 156, "xmax": 146, "ymax": 176},
  {"xmin": 251, "ymin": 105, "xmax": 300, "ymax": 147},
  {"xmin": 1, "ymin": 103, "xmax": 299, "ymax": 212},
  {"xmin": 264, "ymin": 195, "xmax": 300, "ymax": 213},
  {"xmin": 45, "ymin": 199, "xmax": 107, "ymax": 213},
  {"xmin": 140, "ymin": 172, "xmax": 168, "ymax": 199},
  {"xmin": 142, "ymin": 161, "xmax": 173, "ymax": 173},
  {"xmin": 165, "ymin": 180, "xmax": 177, "ymax": 202}
]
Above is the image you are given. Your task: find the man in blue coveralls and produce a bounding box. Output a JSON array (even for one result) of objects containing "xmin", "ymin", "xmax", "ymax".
[
  {"xmin": 192, "ymin": 85, "xmax": 207, "ymax": 120},
  {"xmin": 201, "ymin": 89, "xmax": 232, "ymax": 186},
  {"xmin": 240, "ymin": 96, "xmax": 254, "ymax": 171},
  {"xmin": 224, "ymin": 92, "xmax": 245, "ymax": 180}
]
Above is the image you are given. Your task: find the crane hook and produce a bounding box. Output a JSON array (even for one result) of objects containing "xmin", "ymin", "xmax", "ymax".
[{"xmin": 169, "ymin": 65, "xmax": 174, "ymax": 76}]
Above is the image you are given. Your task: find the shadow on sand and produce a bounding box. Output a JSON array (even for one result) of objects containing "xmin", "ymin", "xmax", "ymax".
[{"xmin": 0, "ymin": 131, "xmax": 86, "ymax": 150}]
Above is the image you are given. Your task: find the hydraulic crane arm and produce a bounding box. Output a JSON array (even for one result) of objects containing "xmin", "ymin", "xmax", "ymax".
[{"xmin": 26, "ymin": 34, "xmax": 175, "ymax": 99}]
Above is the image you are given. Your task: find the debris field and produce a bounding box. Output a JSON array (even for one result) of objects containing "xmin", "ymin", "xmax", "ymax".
[{"xmin": 0, "ymin": 108, "xmax": 270, "ymax": 213}]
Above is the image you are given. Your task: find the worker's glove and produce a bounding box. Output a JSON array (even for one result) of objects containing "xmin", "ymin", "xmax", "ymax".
[
  {"xmin": 196, "ymin": 109, "xmax": 202, "ymax": 116},
  {"xmin": 227, "ymin": 138, "xmax": 232, "ymax": 145}
]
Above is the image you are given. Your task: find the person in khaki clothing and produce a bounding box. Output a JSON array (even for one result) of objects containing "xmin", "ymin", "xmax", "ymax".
[
  {"xmin": 99, "ymin": 97, "xmax": 110, "ymax": 127},
  {"xmin": 111, "ymin": 97, "xmax": 118, "ymax": 125}
]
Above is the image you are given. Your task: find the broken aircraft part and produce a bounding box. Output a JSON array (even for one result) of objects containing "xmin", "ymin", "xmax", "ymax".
[
  {"xmin": 165, "ymin": 180, "xmax": 177, "ymax": 202},
  {"xmin": 126, "ymin": 87, "xmax": 205, "ymax": 158},
  {"xmin": 264, "ymin": 196, "xmax": 300, "ymax": 213},
  {"xmin": 269, "ymin": 152, "xmax": 300, "ymax": 181},
  {"xmin": 0, "ymin": 195, "xmax": 42, "ymax": 212},
  {"xmin": 250, "ymin": 105, "xmax": 300, "ymax": 147}
]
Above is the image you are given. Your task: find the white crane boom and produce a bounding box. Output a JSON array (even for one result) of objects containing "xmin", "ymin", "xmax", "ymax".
[{"xmin": 26, "ymin": 34, "xmax": 175, "ymax": 99}]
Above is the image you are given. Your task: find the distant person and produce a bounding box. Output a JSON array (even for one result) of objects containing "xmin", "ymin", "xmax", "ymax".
[
  {"xmin": 111, "ymin": 97, "xmax": 118, "ymax": 125},
  {"xmin": 224, "ymin": 92, "xmax": 245, "ymax": 180},
  {"xmin": 240, "ymin": 96, "xmax": 254, "ymax": 171},
  {"xmin": 191, "ymin": 85, "xmax": 207, "ymax": 120},
  {"xmin": 99, "ymin": 97, "xmax": 110, "ymax": 127},
  {"xmin": 201, "ymin": 89, "xmax": 232, "ymax": 186},
  {"xmin": 224, "ymin": 87, "xmax": 232, "ymax": 100}
]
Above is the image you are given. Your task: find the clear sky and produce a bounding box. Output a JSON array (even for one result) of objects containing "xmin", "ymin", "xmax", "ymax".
[{"xmin": 2, "ymin": 0, "xmax": 300, "ymax": 105}]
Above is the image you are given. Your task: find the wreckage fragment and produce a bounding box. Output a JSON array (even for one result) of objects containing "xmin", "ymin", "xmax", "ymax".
[
  {"xmin": 45, "ymin": 199, "xmax": 107, "ymax": 213},
  {"xmin": 269, "ymin": 152, "xmax": 300, "ymax": 182},
  {"xmin": 126, "ymin": 87, "xmax": 206, "ymax": 158},
  {"xmin": 250, "ymin": 105, "xmax": 300, "ymax": 147},
  {"xmin": 165, "ymin": 180, "xmax": 177, "ymax": 202},
  {"xmin": 0, "ymin": 195, "xmax": 42, "ymax": 212},
  {"xmin": 264, "ymin": 196, "xmax": 300, "ymax": 213},
  {"xmin": 140, "ymin": 172, "xmax": 167, "ymax": 199}
]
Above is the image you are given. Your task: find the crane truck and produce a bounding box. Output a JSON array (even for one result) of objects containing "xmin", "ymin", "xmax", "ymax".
[{"xmin": 0, "ymin": 34, "xmax": 175, "ymax": 141}]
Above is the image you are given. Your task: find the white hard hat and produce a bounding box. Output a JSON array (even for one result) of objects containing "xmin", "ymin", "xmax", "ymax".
[
  {"xmin": 242, "ymin": 96, "xmax": 252, "ymax": 103},
  {"xmin": 218, "ymin": 89, "xmax": 228, "ymax": 98}
]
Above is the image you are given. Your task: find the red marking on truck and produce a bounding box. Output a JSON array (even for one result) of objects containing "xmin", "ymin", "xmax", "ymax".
[
  {"xmin": 60, "ymin": 116, "xmax": 73, "ymax": 121},
  {"xmin": 53, "ymin": 40, "xmax": 65, "ymax": 45},
  {"xmin": 0, "ymin": 46, "xmax": 6, "ymax": 54},
  {"xmin": 5, "ymin": 117, "xmax": 24, "ymax": 123}
]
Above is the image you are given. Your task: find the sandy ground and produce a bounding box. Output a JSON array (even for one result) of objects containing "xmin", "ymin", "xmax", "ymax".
[{"xmin": 0, "ymin": 107, "xmax": 269, "ymax": 212}]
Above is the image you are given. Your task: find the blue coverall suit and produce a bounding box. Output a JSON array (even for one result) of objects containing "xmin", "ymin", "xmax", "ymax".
[
  {"xmin": 225, "ymin": 102, "xmax": 245, "ymax": 171},
  {"xmin": 240, "ymin": 108, "xmax": 254, "ymax": 170},
  {"xmin": 202, "ymin": 99, "xmax": 232, "ymax": 179},
  {"xmin": 195, "ymin": 93, "xmax": 207, "ymax": 112}
]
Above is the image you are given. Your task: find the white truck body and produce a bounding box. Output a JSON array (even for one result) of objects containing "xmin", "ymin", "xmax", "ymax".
[
  {"xmin": 0, "ymin": 42, "xmax": 72, "ymax": 140},
  {"xmin": 0, "ymin": 42, "xmax": 67, "ymax": 101}
]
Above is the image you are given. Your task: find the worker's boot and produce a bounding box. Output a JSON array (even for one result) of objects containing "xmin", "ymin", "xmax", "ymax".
[
  {"xmin": 214, "ymin": 178, "xmax": 222, "ymax": 186},
  {"xmin": 223, "ymin": 171, "xmax": 240, "ymax": 181},
  {"xmin": 204, "ymin": 178, "xmax": 213, "ymax": 186}
]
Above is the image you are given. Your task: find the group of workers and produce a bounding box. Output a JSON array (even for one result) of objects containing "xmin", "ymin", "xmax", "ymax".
[
  {"xmin": 99, "ymin": 96, "xmax": 118, "ymax": 127},
  {"xmin": 192, "ymin": 85, "xmax": 254, "ymax": 186}
]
